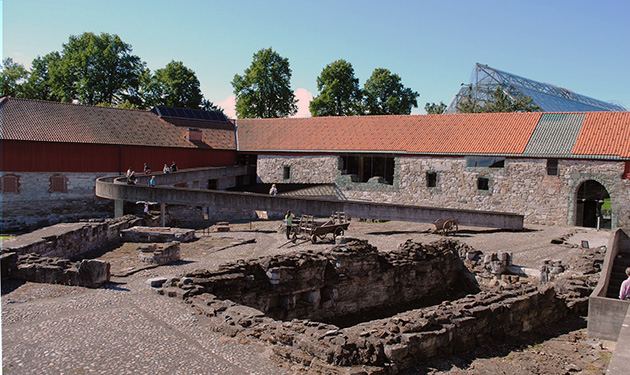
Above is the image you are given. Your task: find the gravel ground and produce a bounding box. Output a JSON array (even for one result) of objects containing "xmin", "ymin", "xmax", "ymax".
[{"xmin": 1, "ymin": 220, "xmax": 614, "ymax": 374}]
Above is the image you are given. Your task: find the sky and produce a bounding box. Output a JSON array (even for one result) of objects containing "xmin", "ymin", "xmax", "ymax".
[{"xmin": 2, "ymin": 0, "xmax": 629, "ymax": 118}]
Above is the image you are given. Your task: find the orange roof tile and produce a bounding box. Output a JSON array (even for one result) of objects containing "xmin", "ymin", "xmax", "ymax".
[
  {"xmin": 237, "ymin": 112, "xmax": 543, "ymax": 155},
  {"xmin": 574, "ymin": 112, "xmax": 630, "ymax": 158}
]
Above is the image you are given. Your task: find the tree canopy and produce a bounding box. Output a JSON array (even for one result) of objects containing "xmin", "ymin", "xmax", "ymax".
[
  {"xmin": 49, "ymin": 32, "xmax": 145, "ymax": 105},
  {"xmin": 363, "ymin": 68, "xmax": 419, "ymax": 115},
  {"xmin": 232, "ymin": 48, "xmax": 297, "ymax": 118},
  {"xmin": 309, "ymin": 59, "xmax": 363, "ymax": 117},
  {"xmin": 457, "ymin": 87, "xmax": 540, "ymax": 113},
  {"xmin": 0, "ymin": 58, "xmax": 29, "ymax": 98},
  {"xmin": 145, "ymin": 61, "xmax": 204, "ymax": 109},
  {"xmin": 0, "ymin": 32, "xmax": 220, "ymax": 112},
  {"xmin": 424, "ymin": 101, "xmax": 447, "ymax": 114}
]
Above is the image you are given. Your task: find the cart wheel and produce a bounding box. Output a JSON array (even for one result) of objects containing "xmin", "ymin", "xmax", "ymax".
[
  {"xmin": 291, "ymin": 232, "xmax": 297, "ymax": 243},
  {"xmin": 311, "ymin": 235, "xmax": 317, "ymax": 244},
  {"xmin": 333, "ymin": 227, "xmax": 344, "ymax": 240}
]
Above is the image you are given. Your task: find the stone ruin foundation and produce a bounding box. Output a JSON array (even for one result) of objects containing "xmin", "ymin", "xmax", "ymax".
[
  {"xmin": 156, "ymin": 238, "xmax": 601, "ymax": 374},
  {"xmin": 138, "ymin": 242, "xmax": 181, "ymax": 265},
  {"xmin": 120, "ymin": 226, "xmax": 195, "ymax": 243}
]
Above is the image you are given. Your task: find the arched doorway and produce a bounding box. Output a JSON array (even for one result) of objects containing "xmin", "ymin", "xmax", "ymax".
[{"xmin": 576, "ymin": 180, "xmax": 611, "ymax": 229}]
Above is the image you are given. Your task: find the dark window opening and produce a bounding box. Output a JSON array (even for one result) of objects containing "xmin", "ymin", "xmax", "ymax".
[
  {"xmin": 207, "ymin": 179, "xmax": 218, "ymax": 189},
  {"xmin": 1, "ymin": 174, "xmax": 20, "ymax": 193},
  {"xmin": 237, "ymin": 154, "xmax": 258, "ymax": 166},
  {"xmin": 49, "ymin": 174, "xmax": 68, "ymax": 193},
  {"xmin": 477, "ymin": 177, "xmax": 490, "ymax": 191},
  {"xmin": 466, "ymin": 156, "xmax": 505, "ymax": 168},
  {"xmin": 426, "ymin": 172, "xmax": 437, "ymax": 188},
  {"xmin": 547, "ymin": 159, "xmax": 558, "ymax": 176},
  {"xmin": 339, "ymin": 155, "xmax": 394, "ymax": 185},
  {"xmin": 283, "ymin": 166, "xmax": 291, "ymax": 180}
]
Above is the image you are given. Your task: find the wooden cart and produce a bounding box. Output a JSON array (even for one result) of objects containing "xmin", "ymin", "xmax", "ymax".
[
  {"xmin": 291, "ymin": 212, "xmax": 350, "ymax": 243},
  {"xmin": 433, "ymin": 218, "xmax": 459, "ymax": 235}
]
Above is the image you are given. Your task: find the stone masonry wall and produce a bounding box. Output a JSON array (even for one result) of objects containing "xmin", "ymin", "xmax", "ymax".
[
  {"xmin": 1, "ymin": 172, "xmax": 114, "ymax": 233},
  {"xmin": 157, "ymin": 239, "xmax": 587, "ymax": 374},
  {"xmin": 162, "ymin": 239, "xmax": 478, "ymax": 324},
  {"xmin": 257, "ymin": 155, "xmax": 339, "ymax": 184},
  {"xmin": 257, "ymin": 155, "xmax": 630, "ymax": 227},
  {"xmin": 1, "ymin": 215, "xmax": 146, "ymax": 259}
]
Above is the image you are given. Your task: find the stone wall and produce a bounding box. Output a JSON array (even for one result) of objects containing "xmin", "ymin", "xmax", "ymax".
[
  {"xmin": 7, "ymin": 254, "xmax": 110, "ymax": 288},
  {"xmin": 257, "ymin": 155, "xmax": 630, "ymax": 227},
  {"xmin": 1, "ymin": 215, "xmax": 148, "ymax": 259},
  {"xmin": 161, "ymin": 239, "xmax": 478, "ymax": 324},
  {"xmin": 1, "ymin": 172, "xmax": 114, "ymax": 233},
  {"xmin": 156, "ymin": 239, "xmax": 598, "ymax": 374},
  {"xmin": 257, "ymin": 155, "xmax": 339, "ymax": 184}
]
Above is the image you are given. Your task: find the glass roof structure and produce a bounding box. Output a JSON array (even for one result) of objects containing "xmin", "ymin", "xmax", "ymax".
[{"xmin": 445, "ymin": 63, "xmax": 627, "ymax": 113}]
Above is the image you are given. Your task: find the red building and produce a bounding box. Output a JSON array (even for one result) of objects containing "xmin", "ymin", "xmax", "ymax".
[{"xmin": 0, "ymin": 97, "xmax": 237, "ymax": 232}]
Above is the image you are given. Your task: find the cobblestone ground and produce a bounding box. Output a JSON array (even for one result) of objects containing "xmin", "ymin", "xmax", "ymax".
[{"xmin": 1, "ymin": 220, "xmax": 612, "ymax": 374}]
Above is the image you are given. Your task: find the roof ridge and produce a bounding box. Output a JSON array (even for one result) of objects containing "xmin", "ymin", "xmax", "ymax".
[{"xmin": 1, "ymin": 96, "xmax": 152, "ymax": 114}]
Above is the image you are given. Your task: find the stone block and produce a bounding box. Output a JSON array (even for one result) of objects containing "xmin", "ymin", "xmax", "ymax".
[
  {"xmin": 121, "ymin": 226, "xmax": 195, "ymax": 243},
  {"xmin": 138, "ymin": 242, "xmax": 180, "ymax": 265}
]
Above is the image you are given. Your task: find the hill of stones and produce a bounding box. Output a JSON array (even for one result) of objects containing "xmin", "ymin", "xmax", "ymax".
[{"xmin": 157, "ymin": 237, "xmax": 603, "ymax": 374}]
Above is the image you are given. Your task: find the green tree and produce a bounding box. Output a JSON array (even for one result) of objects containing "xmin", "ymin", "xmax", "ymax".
[
  {"xmin": 22, "ymin": 52, "xmax": 62, "ymax": 101},
  {"xmin": 145, "ymin": 60, "xmax": 204, "ymax": 109},
  {"xmin": 458, "ymin": 87, "xmax": 540, "ymax": 113},
  {"xmin": 50, "ymin": 32, "xmax": 144, "ymax": 105},
  {"xmin": 201, "ymin": 99, "xmax": 225, "ymax": 114},
  {"xmin": 0, "ymin": 58, "xmax": 29, "ymax": 98},
  {"xmin": 363, "ymin": 68, "xmax": 419, "ymax": 115},
  {"xmin": 232, "ymin": 48, "xmax": 297, "ymax": 118},
  {"xmin": 424, "ymin": 102, "xmax": 447, "ymax": 114},
  {"xmin": 310, "ymin": 59, "xmax": 363, "ymax": 116}
]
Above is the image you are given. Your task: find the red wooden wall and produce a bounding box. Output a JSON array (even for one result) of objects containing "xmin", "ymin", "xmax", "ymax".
[{"xmin": 1, "ymin": 140, "xmax": 237, "ymax": 174}]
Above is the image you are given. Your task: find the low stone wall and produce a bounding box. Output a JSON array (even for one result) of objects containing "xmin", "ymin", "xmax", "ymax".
[
  {"xmin": 156, "ymin": 238, "xmax": 602, "ymax": 374},
  {"xmin": 161, "ymin": 239, "xmax": 478, "ymax": 323},
  {"xmin": 1, "ymin": 215, "xmax": 157, "ymax": 259},
  {"xmin": 7, "ymin": 254, "xmax": 110, "ymax": 288},
  {"xmin": 121, "ymin": 226, "xmax": 195, "ymax": 243}
]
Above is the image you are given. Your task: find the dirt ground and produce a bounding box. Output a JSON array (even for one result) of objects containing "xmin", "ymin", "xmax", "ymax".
[
  {"xmin": 2, "ymin": 219, "xmax": 615, "ymax": 374},
  {"xmin": 98, "ymin": 219, "xmax": 614, "ymax": 374}
]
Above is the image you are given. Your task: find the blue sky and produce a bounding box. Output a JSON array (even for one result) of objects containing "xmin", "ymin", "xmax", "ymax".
[{"xmin": 3, "ymin": 0, "xmax": 629, "ymax": 117}]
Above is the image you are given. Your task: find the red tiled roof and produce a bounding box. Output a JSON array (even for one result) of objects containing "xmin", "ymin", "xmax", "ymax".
[
  {"xmin": 237, "ymin": 112, "xmax": 543, "ymax": 155},
  {"xmin": 0, "ymin": 98, "xmax": 235, "ymax": 150},
  {"xmin": 573, "ymin": 112, "xmax": 630, "ymax": 158}
]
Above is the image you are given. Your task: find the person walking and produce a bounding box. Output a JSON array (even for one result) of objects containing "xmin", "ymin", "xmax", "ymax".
[
  {"xmin": 284, "ymin": 210, "xmax": 294, "ymax": 240},
  {"xmin": 620, "ymin": 267, "xmax": 630, "ymax": 300},
  {"xmin": 149, "ymin": 176, "xmax": 156, "ymax": 187},
  {"xmin": 269, "ymin": 184, "xmax": 277, "ymax": 196}
]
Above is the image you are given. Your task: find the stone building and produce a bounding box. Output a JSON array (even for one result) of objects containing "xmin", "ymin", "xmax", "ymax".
[
  {"xmin": 3, "ymin": 97, "xmax": 629, "ymax": 232},
  {"xmin": 237, "ymin": 112, "xmax": 630, "ymax": 229}
]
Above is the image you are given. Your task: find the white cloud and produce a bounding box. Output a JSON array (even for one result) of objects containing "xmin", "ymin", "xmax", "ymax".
[
  {"xmin": 218, "ymin": 95, "xmax": 236, "ymax": 119},
  {"xmin": 292, "ymin": 88, "xmax": 313, "ymax": 118}
]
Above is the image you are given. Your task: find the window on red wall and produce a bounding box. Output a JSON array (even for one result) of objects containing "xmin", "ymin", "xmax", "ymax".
[
  {"xmin": 1, "ymin": 174, "xmax": 20, "ymax": 193},
  {"xmin": 49, "ymin": 174, "xmax": 68, "ymax": 193}
]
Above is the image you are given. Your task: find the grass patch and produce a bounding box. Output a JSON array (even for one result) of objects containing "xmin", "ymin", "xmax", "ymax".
[{"xmin": 599, "ymin": 351, "xmax": 612, "ymax": 362}]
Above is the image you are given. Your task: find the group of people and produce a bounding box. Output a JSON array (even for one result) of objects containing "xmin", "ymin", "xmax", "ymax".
[
  {"xmin": 162, "ymin": 161, "xmax": 177, "ymax": 174},
  {"xmin": 126, "ymin": 161, "xmax": 178, "ymax": 186}
]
